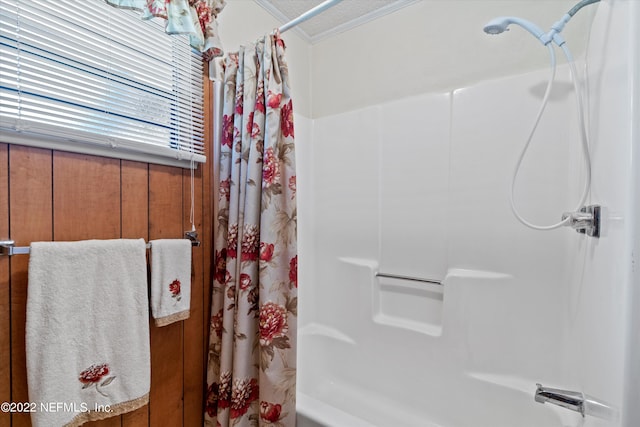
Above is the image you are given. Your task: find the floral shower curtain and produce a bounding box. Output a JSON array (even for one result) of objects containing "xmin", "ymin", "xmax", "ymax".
[{"xmin": 205, "ymin": 33, "xmax": 297, "ymax": 427}]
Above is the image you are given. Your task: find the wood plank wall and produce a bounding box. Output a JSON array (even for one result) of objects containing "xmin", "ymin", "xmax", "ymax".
[{"xmin": 0, "ymin": 79, "xmax": 213, "ymax": 427}]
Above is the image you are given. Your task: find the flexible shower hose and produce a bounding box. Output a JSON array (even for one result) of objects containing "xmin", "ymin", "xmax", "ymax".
[{"xmin": 509, "ymin": 42, "xmax": 592, "ymax": 230}]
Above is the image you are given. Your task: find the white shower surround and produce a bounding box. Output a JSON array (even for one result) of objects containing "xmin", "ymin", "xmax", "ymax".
[{"xmin": 295, "ymin": 1, "xmax": 639, "ymax": 426}]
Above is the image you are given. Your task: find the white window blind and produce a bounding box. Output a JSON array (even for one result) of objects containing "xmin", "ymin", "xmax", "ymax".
[{"xmin": 0, "ymin": 0, "xmax": 205, "ymax": 167}]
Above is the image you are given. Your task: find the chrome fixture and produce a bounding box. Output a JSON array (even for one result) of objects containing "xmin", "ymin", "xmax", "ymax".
[
  {"xmin": 0, "ymin": 240, "xmax": 29, "ymax": 256},
  {"xmin": 561, "ymin": 204, "xmax": 601, "ymax": 237},
  {"xmin": 185, "ymin": 230, "xmax": 201, "ymax": 247},
  {"xmin": 375, "ymin": 272, "xmax": 442, "ymax": 286},
  {"xmin": 535, "ymin": 383, "xmax": 585, "ymax": 415},
  {"xmin": 0, "ymin": 235, "xmax": 201, "ymax": 257},
  {"xmin": 535, "ymin": 383, "xmax": 619, "ymax": 420}
]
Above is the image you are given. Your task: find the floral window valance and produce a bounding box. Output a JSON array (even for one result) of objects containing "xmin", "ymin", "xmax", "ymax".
[{"xmin": 104, "ymin": 0, "xmax": 226, "ymax": 60}]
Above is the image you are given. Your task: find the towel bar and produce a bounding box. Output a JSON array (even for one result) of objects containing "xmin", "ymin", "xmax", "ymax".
[
  {"xmin": 0, "ymin": 234, "xmax": 200, "ymax": 256},
  {"xmin": 375, "ymin": 272, "xmax": 442, "ymax": 286}
]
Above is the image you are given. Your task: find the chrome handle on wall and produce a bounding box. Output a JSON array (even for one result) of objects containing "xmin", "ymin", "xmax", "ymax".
[
  {"xmin": 535, "ymin": 383, "xmax": 584, "ymax": 415},
  {"xmin": 534, "ymin": 383, "xmax": 619, "ymax": 420},
  {"xmin": 375, "ymin": 272, "xmax": 442, "ymax": 286}
]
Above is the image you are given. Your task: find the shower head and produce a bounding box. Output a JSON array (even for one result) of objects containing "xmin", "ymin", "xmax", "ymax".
[{"xmin": 483, "ymin": 16, "xmax": 547, "ymax": 45}]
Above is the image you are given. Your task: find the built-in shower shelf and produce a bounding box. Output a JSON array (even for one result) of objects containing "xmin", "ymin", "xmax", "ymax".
[{"xmin": 373, "ymin": 273, "xmax": 443, "ymax": 336}]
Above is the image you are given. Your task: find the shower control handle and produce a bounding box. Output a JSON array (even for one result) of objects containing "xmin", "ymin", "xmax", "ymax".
[{"xmin": 561, "ymin": 204, "xmax": 601, "ymax": 237}]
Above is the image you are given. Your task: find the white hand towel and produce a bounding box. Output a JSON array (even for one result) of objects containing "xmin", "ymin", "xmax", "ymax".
[
  {"xmin": 26, "ymin": 239, "xmax": 150, "ymax": 427},
  {"xmin": 149, "ymin": 239, "xmax": 192, "ymax": 326}
]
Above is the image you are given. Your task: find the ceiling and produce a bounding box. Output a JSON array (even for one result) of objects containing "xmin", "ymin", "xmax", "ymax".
[{"xmin": 253, "ymin": 0, "xmax": 419, "ymax": 43}]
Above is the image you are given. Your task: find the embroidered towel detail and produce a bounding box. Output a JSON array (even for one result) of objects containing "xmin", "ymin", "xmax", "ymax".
[
  {"xmin": 26, "ymin": 239, "xmax": 150, "ymax": 427},
  {"xmin": 149, "ymin": 239, "xmax": 192, "ymax": 327}
]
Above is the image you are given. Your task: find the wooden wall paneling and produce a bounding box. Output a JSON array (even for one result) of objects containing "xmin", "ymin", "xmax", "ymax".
[
  {"xmin": 0, "ymin": 144, "xmax": 10, "ymax": 427},
  {"xmin": 4, "ymin": 78, "xmax": 214, "ymax": 426},
  {"xmin": 120, "ymin": 160, "xmax": 150, "ymax": 427},
  {"xmin": 52, "ymin": 152, "xmax": 120, "ymax": 241},
  {"xmin": 120, "ymin": 406, "xmax": 148, "ymax": 427},
  {"xmin": 183, "ymin": 165, "xmax": 204, "ymax": 426},
  {"xmin": 148, "ymin": 165, "xmax": 185, "ymax": 427},
  {"xmin": 202, "ymin": 77, "xmax": 214, "ymax": 370},
  {"xmin": 121, "ymin": 161, "xmax": 149, "ymax": 240},
  {"xmin": 85, "ymin": 417, "xmax": 123, "ymax": 427},
  {"xmin": 185, "ymin": 74, "xmax": 214, "ymax": 424},
  {"xmin": 9, "ymin": 146, "xmax": 53, "ymax": 427}
]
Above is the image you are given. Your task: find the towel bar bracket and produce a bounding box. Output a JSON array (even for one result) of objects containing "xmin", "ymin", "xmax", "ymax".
[
  {"xmin": 185, "ymin": 231, "xmax": 201, "ymax": 247},
  {"xmin": 1, "ymin": 240, "xmax": 29, "ymax": 256}
]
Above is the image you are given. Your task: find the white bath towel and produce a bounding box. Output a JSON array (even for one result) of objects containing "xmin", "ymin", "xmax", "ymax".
[
  {"xmin": 149, "ymin": 239, "xmax": 192, "ymax": 326},
  {"xmin": 26, "ymin": 239, "xmax": 150, "ymax": 427}
]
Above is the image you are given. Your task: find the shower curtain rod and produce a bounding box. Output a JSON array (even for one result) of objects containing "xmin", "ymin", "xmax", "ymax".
[{"xmin": 278, "ymin": 0, "xmax": 344, "ymax": 33}]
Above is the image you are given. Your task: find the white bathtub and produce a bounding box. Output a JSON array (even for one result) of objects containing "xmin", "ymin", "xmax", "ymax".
[
  {"xmin": 296, "ymin": 289, "xmax": 581, "ymax": 427},
  {"xmin": 297, "ymin": 393, "xmax": 377, "ymax": 427},
  {"xmin": 296, "ymin": 373, "xmax": 575, "ymax": 427}
]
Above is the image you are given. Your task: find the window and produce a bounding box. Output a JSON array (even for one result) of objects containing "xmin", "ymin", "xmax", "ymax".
[{"xmin": 0, "ymin": 0, "xmax": 205, "ymax": 167}]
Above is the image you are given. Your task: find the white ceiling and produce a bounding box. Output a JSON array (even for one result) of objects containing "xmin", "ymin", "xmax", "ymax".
[{"xmin": 253, "ymin": 0, "xmax": 419, "ymax": 43}]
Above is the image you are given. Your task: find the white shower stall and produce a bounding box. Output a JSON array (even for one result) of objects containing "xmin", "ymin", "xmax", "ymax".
[{"xmin": 218, "ymin": 1, "xmax": 639, "ymax": 426}]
